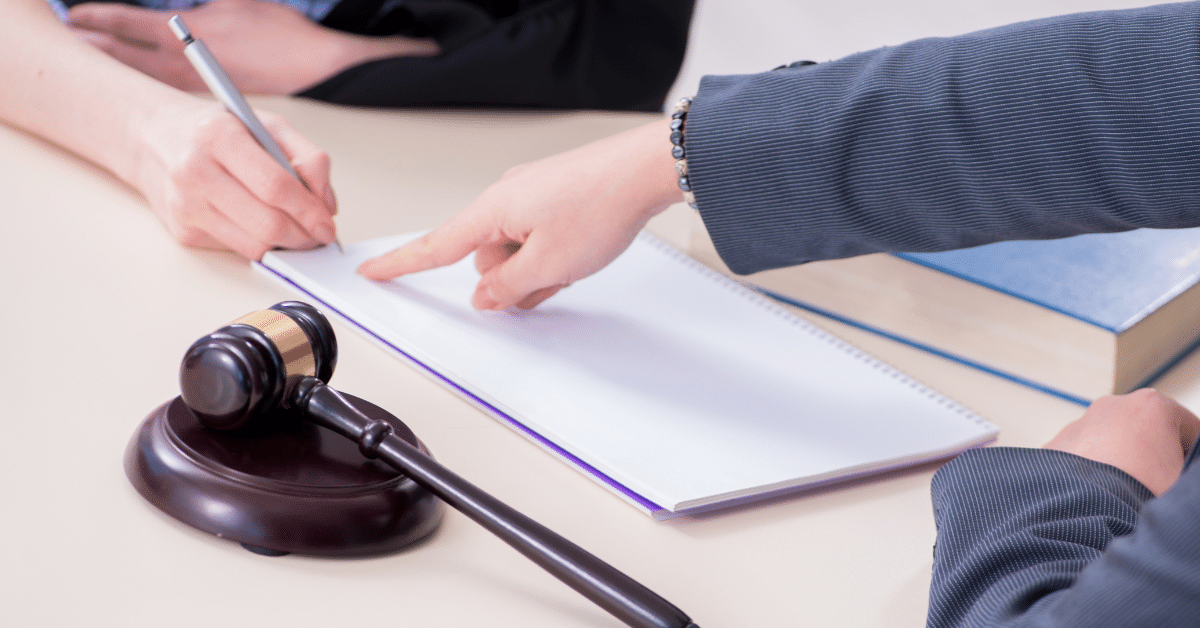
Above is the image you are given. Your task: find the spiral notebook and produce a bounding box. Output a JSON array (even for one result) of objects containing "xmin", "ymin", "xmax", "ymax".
[{"xmin": 257, "ymin": 232, "xmax": 997, "ymax": 519}]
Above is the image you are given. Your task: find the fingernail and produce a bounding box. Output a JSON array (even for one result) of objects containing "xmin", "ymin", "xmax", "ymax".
[
  {"xmin": 357, "ymin": 259, "xmax": 377, "ymax": 276},
  {"xmin": 313, "ymin": 224, "xmax": 335, "ymax": 244},
  {"xmin": 484, "ymin": 285, "xmax": 502, "ymax": 308},
  {"xmin": 324, "ymin": 186, "xmax": 338, "ymax": 214},
  {"xmin": 472, "ymin": 286, "xmax": 498, "ymax": 310}
]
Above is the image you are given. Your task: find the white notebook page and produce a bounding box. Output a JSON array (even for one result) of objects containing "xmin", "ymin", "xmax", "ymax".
[{"xmin": 259, "ymin": 232, "xmax": 997, "ymax": 517}]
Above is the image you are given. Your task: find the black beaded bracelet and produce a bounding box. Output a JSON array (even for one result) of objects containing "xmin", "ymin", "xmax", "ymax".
[{"xmin": 670, "ymin": 97, "xmax": 697, "ymax": 209}]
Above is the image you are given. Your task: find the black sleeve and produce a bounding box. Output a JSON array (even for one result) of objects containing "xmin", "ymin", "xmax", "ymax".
[
  {"xmin": 928, "ymin": 445, "xmax": 1200, "ymax": 627},
  {"xmin": 299, "ymin": 0, "xmax": 694, "ymax": 112}
]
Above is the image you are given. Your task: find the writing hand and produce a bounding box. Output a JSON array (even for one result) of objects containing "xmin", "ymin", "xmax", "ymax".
[
  {"xmin": 134, "ymin": 96, "xmax": 338, "ymax": 260},
  {"xmin": 358, "ymin": 118, "xmax": 683, "ymax": 310},
  {"xmin": 1045, "ymin": 389, "xmax": 1200, "ymax": 495},
  {"xmin": 66, "ymin": 0, "xmax": 440, "ymax": 95}
]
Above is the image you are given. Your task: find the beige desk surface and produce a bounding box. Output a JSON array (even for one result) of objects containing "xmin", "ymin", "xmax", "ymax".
[{"xmin": 4, "ymin": 4, "xmax": 1199, "ymax": 625}]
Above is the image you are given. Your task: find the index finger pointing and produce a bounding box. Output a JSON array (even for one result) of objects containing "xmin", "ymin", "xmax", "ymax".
[{"xmin": 357, "ymin": 216, "xmax": 493, "ymax": 280}]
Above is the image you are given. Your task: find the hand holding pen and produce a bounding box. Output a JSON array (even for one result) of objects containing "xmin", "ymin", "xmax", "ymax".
[{"xmin": 164, "ymin": 15, "xmax": 341, "ymax": 258}]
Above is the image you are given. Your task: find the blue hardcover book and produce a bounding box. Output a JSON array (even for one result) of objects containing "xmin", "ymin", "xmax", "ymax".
[{"xmin": 688, "ymin": 224, "xmax": 1200, "ymax": 405}]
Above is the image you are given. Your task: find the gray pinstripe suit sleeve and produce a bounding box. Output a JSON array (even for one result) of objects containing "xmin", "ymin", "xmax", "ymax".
[
  {"xmin": 928, "ymin": 447, "xmax": 1200, "ymax": 627},
  {"xmin": 685, "ymin": 1, "xmax": 1200, "ymax": 275},
  {"xmin": 677, "ymin": 2, "xmax": 1200, "ymax": 625}
]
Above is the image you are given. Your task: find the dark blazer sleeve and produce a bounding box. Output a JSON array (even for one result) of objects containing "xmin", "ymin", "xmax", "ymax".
[
  {"xmin": 299, "ymin": 0, "xmax": 694, "ymax": 112},
  {"xmin": 928, "ymin": 445, "xmax": 1200, "ymax": 627},
  {"xmin": 685, "ymin": 1, "xmax": 1200, "ymax": 274}
]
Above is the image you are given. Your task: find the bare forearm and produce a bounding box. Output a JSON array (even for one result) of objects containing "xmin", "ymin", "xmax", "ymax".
[
  {"xmin": 4, "ymin": 0, "xmax": 338, "ymax": 261},
  {"xmin": 2, "ymin": 0, "xmax": 191, "ymax": 184},
  {"xmin": 65, "ymin": 0, "xmax": 441, "ymax": 97}
]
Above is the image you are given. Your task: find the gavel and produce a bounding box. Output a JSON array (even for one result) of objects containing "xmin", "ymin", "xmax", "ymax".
[{"xmin": 177, "ymin": 301, "xmax": 698, "ymax": 628}]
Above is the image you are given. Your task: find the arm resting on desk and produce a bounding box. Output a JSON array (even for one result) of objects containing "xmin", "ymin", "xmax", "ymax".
[
  {"xmin": 929, "ymin": 446, "xmax": 1200, "ymax": 627},
  {"xmin": 2, "ymin": 0, "xmax": 336, "ymax": 260}
]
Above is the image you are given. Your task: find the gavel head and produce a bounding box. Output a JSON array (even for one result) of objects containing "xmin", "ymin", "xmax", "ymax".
[{"xmin": 180, "ymin": 302, "xmax": 337, "ymax": 431}]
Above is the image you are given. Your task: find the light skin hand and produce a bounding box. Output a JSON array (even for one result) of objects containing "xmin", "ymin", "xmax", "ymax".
[
  {"xmin": 67, "ymin": 0, "xmax": 441, "ymax": 95},
  {"xmin": 357, "ymin": 118, "xmax": 685, "ymax": 310},
  {"xmin": 1045, "ymin": 388, "xmax": 1200, "ymax": 495},
  {"xmin": 132, "ymin": 96, "xmax": 339, "ymax": 260},
  {"xmin": 2, "ymin": 0, "xmax": 336, "ymax": 261}
]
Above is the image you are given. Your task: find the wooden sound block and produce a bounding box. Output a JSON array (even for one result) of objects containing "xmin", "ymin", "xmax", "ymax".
[{"xmin": 126, "ymin": 395, "xmax": 444, "ymax": 557}]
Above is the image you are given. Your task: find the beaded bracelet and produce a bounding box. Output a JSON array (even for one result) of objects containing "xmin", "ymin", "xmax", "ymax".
[{"xmin": 670, "ymin": 97, "xmax": 698, "ymax": 209}]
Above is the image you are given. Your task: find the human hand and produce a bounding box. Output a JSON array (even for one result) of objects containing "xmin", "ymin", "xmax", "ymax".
[
  {"xmin": 130, "ymin": 94, "xmax": 338, "ymax": 260},
  {"xmin": 357, "ymin": 118, "xmax": 684, "ymax": 310},
  {"xmin": 66, "ymin": 0, "xmax": 440, "ymax": 95},
  {"xmin": 1045, "ymin": 389, "xmax": 1200, "ymax": 495}
]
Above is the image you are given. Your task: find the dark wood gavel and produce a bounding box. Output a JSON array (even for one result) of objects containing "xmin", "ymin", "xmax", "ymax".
[{"xmin": 178, "ymin": 301, "xmax": 698, "ymax": 628}]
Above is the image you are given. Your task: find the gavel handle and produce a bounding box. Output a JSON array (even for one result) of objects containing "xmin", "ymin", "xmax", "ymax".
[{"xmin": 295, "ymin": 378, "xmax": 699, "ymax": 628}]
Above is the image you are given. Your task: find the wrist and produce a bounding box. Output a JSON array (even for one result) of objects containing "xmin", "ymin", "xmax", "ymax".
[
  {"xmin": 121, "ymin": 89, "xmax": 209, "ymax": 196},
  {"xmin": 319, "ymin": 32, "xmax": 440, "ymax": 84},
  {"xmin": 629, "ymin": 117, "xmax": 687, "ymax": 215}
]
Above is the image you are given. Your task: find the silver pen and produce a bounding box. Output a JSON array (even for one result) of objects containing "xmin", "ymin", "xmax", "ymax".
[{"xmin": 168, "ymin": 15, "xmax": 343, "ymax": 254}]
